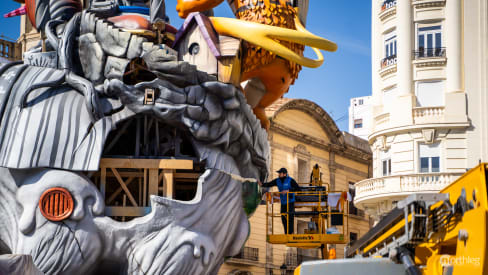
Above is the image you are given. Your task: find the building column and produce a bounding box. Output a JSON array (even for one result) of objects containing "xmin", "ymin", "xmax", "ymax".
[
  {"xmin": 390, "ymin": 0, "xmax": 414, "ymax": 127},
  {"xmin": 446, "ymin": 0, "xmax": 463, "ymax": 93},
  {"xmin": 444, "ymin": 0, "xmax": 467, "ymax": 122},
  {"xmin": 397, "ymin": 0, "xmax": 413, "ymax": 96},
  {"xmin": 329, "ymin": 152, "xmax": 336, "ymax": 190},
  {"xmin": 371, "ymin": 0, "xmax": 383, "ymax": 137}
]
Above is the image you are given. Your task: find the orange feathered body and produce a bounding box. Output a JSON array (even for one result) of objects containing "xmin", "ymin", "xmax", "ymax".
[{"xmin": 236, "ymin": 0, "xmax": 304, "ymax": 129}]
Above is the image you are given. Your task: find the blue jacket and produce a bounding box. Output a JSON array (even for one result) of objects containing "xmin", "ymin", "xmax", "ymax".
[{"xmin": 262, "ymin": 176, "xmax": 300, "ymax": 204}]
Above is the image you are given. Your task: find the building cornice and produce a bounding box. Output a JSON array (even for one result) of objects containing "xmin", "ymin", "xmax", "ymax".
[
  {"xmin": 413, "ymin": 57, "xmax": 447, "ymax": 68},
  {"xmin": 269, "ymin": 99, "xmax": 345, "ymax": 146},
  {"xmin": 412, "ymin": 0, "xmax": 446, "ymax": 9},
  {"xmin": 369, "ymin": 122, "xmax": 470, "ymax": 143},
  {"xmin": 379, "ymin": 65, "xmax": 397, "ymax": 78},
  {"xmin": 270, "ymin": 122, "xmax": 371, "ymax": 164},
  {"xmin": 379, "ymin": 6, "xmax": 396, "ymax": 22}
]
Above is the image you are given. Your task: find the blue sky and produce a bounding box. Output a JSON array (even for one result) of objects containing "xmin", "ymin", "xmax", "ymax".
[{"xmin": 0, "ymin": 0, "xmax": 372, "ymax": 131}]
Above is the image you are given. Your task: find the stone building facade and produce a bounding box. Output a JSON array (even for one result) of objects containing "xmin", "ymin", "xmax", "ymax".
[
  {"xmin": 356, "ymin": 0, "xmax": 488, "ymax": 220},
  {"xmin": 218, "ymin": 98, "xmax": 372, "ymax": 275}
]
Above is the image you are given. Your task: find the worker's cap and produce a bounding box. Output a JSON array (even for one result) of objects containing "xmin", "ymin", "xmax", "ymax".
[{"xmin": 276, "ymin": 168, "xmax": 288, "ymax": 174}]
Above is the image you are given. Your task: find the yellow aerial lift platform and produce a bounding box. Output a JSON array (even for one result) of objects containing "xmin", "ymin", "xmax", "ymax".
[
  {"xmin": 295, "ymin": 163, "xmax": 488, "ymax": 274},
  {"xmin": 265, "ymin": 165, "xmax": 350, "ymax": 258}
]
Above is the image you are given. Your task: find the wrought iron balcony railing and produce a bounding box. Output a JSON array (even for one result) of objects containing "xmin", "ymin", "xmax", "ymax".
[
  {"xmin": 381, "ymin": 0, "xmax": 397, "ymax": 11},
  {"xmin": 413, "ymin": 47, "xmax": 446, "ymax": 59},
  {"xmin": 381, "ymin": 55, "xmax": 397, "ymax": 69},
  {"xmin": 233, "ymin": 247, "xmax": 259, "ymax": 262},
  {"xmin": 284, "ymin": 252, "xmax": 321, "ymax": 267}
]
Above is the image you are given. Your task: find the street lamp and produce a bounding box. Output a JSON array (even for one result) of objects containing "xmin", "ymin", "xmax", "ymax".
[{"xmin": 280, "ymin": 263, "xmax": 287, "ymax": 275}]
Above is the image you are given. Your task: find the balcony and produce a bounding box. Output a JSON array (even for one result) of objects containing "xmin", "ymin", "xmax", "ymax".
[
  {"xmin": 413, "ymin": 47, "xmax": 445, "ymax": 59},
  {"xmin": 0, "ymin": 38, "xmax": 21, "ymax": 61},
  {"xmin": 379, "ymin": 55, "xmax": 397, "ymax": 77},
  {"xmin": 413, "ymin": 48, "xmax": 447, "ymax": 67},
  {"xmin": 231, "ymin": 247, "xmax": 259, "ymax": 262},
  {"xmin": 284, "ymin": 251, "xmax": 321, "ymax": 267},
  {"xmin": 354, "ymin": 172, "xmax": 462, "ymax": 207},
  {"xmin": 379, "ymin": 0, "xmax": 397, "ymax": 21},
  {"xmin": 412, "ymin": 0, "xmax": 446, "ymax": 9},
  {"xmin": 413, "ymin": 106, "xmax": 444, "ymax": 124}
]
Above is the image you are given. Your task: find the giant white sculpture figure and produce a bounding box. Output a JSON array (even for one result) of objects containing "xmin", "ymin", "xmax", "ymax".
[{"xmin": 0, "ymin": 0, "xmax": 269, "ymax": 274}]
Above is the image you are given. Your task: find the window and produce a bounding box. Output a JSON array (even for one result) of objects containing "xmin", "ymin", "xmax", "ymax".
[
  {"xmin": 384, "ymin": 31, "xmax": 397, "ymax": 59},
  {"xmin": 382, "ymin": 159, "xmax": 391, "ymax": 176},
  {"xmin": 380, "ymin": 149, "xmax": 391, "ymax": 176},
  {"xmin": 354, "ymin": 119, "xmax": 363, "ymax": 128},
  {"xmin": 358, "ymin": 99, "xmax": 364, "ymax": 105},
  {"xmin": 419, "ymin": 143, "xmax": 440, "ymax": 173},
  {"xmin": 297, "ymin": 158, "xmax": 309, "ymax": 183},
  {"xmin": 232, "ymin": 247, "xmax": 259, "ymax": 262},
  {"xmin": 382, "ymin": 31, "xmax": 397, "ymax": 69},
  {"xmin": 350, "ymin": 232, "xmax": 358, "ymax": 243},
  {"xmin": 348, "ymin": 182, "xmax": 363, "ymax": 216},
  {"xmin": 417, "ymin": 25, "xmax": 443, "ymax": 58},
  {"xmin": 416, "ymin": 81, "xmax": 444, "ymax": 107}
]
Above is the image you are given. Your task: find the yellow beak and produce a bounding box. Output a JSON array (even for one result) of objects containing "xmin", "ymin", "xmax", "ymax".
[{"xmin": 209, "ymin": 16, "xmax": 337, "ymax": 68}]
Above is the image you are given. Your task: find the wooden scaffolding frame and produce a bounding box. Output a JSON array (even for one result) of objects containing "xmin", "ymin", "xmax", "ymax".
[{"xmin": 99, "ymin": 158, "xmax": 193, "ymax": 218}]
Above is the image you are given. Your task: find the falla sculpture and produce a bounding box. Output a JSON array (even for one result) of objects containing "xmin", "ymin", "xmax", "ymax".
[{"xmin": 0, "ymin": 0, "xmax": 336, "ymax": 274}]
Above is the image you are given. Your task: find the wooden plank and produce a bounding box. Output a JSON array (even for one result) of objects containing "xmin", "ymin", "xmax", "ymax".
[
  {"xmin": 105, "ymin": 171, "xmax": 145, "ymax": 178},
  {"xmin": 110, "ymin": 168, "xmax": 138, "ymax": 207},
  {"xmin": 100, "ymin": 168, "xmax": 106, "ymax": 197},
  {"xmin": 100, "ymin": 158, "xmax": 193, "ymax": 169},
  {"xmin": 148, "ymin": 169, "xmax": 159, "ymax": 197},
  {"xmin": 143, "ymin": 169, "xmax": 147, "ymax": 206},
  {"xmin": 162, "ymin": 169, "xmax": 174, "ymax": 199},
  {"xmin": 174, "ymin": 173, "xmax": 201, "ymax": 179},
  {"xmin": 218, "ymin": 56, "xmax": 241, "ymax": 87},
  {"xmin": 122, "ymin": 195, "xmax": 127, "ymax": 222},
  {"xmin": 219, "ymin": 35, "xmax": 241, "ymax": 56},
  {"xmin": 107, "ymin": 177, "xmax": 136, "ymax": 204},
  {"xmin": 105, "ymin": 206, "xmax": 151, "ymax": 217},
  {"xmin": 158, "ymin": 169, "xmax": 164, "ymax": 184}
]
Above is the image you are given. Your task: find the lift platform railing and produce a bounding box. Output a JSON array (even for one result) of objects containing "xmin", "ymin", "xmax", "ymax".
[{"xmin": 265, "ymin": 190, "xmax": 349, "ymax": 246}]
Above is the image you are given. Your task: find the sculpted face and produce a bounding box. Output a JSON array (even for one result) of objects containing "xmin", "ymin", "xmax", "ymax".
[{"xmin": 0, "ymin": 5, "xmax": 269, "ymax": 275}]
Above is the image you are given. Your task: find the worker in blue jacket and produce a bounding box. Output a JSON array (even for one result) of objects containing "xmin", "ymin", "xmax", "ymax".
[{"xmin": 259, "ymin": 168, "xmax": 301, "ymax": 234}]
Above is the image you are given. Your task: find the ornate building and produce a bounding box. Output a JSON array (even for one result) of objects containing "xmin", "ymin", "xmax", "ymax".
[
  {"xmin": 218, "ymin": 98, "xmax": 372, "ymax": 275},
  {"xmin": 0, "ymin": 38, "xmax": 21, "ymax": 62},
  {"xmin": 356, "ymin": 0, "xmax": 488, "ymax": 220}
]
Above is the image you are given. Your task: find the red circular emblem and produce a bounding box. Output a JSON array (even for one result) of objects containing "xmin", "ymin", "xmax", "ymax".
[{"xmin": 39, "ymin": 188, "xmax": 74, "ymax": 222}]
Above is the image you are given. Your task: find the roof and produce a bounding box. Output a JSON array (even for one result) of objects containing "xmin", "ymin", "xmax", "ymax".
[
  {"xmin": 173, "ymin": 12, "xmax": 221, "ymax": 58},
  {"xmin": 342, "ymin": 131, "xmax": 371, "ymax": 154},
  {"xmin": 266, "ymin": 98, "xmax": 372, "ymax": 161},
  {"xmin": 265, "ymin": 97, "xmax": 293, "ymax": 118}
]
